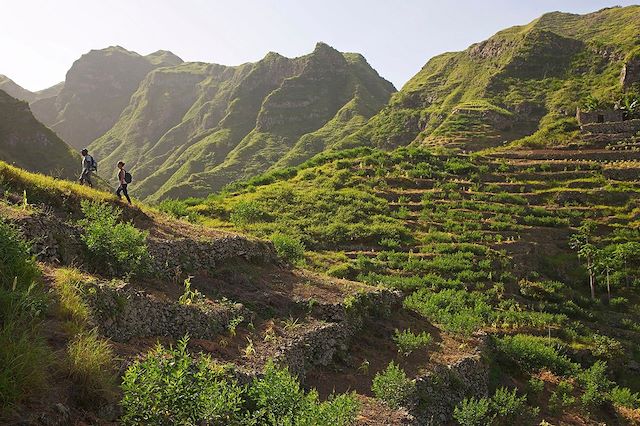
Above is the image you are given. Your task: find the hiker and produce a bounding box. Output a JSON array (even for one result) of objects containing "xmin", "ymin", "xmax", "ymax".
[
  {"xmin": 116, "ymin": 161, "xmax": 132, "ymax": 204},
  {"xmin": 79, "ymin": 148, "xmax": 97, "ymax": 187}
]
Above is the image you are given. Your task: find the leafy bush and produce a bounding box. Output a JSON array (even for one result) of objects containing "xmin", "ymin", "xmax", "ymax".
[
  {"xmin": 490, "ymin": 387, "xmax": 538, "ymax": 425},
  {"xmin": 590, "ymin": 334, "xmax": 624, "ymax": 360},
  {"xmin": 66, "ymin": 329, "xmax": 116, "ymax": 405},
  {"xmin": 495, "ymin": 334, "xmax": 577, "ymax": 375},
  {"xmin": 454, "ymin": 387, "xmax": 538, "ymax": 426},
  {"xmin": 393, "ymin": 329, "xmax": 432, "ymax": 356},
  {"xmin": 519, "ymin": 279, "xmax": 564, "ymax": 301},
  {"xmin": 371, "ymin": 361, "xmax": 414, "ymax": 409},
  {"xmin": 578, "ymin": 360, "xmax": 612, "ymax": 409},
  {"xmin": 404, "ymin": 289, "xmax": 492, "ymax": 335},
  {"xmin": 79, "ymin": 200, "xmax": 150, "ymax": 277},
  {"xmin": 121, "ymin": 338, "xmax": 359, "ymax": 425},
  {"xmin": 610, "ymin": 386, "xmax": 640, "ymax": 409},
  {"xmin": 0, "ymin": 219, "xmax": 40, "ymax": 291},
  {"xmin": 230, "ymin": 200, "xmax": 270, "ymax": 225},
  {"xmin": 453, "ymin": 397, "xmax": 493, "ymax": 426},
  {"xmin": 549, "ymin": 380, "xmax": 575, "ymax": 413},
  {"xmin": 248, "ymin": 360, "xmax": 359, "ymax": 425},
  {"xmin": 157, "ymin": 199, "xmax": 200, "ymax": 222},
  {"xmin": 271, "ymin": 233, "xmax": 306, "ymax": 264},
  {"xmin": 121, "ymin": 337, "xmax": 245, "ymax": 425}
]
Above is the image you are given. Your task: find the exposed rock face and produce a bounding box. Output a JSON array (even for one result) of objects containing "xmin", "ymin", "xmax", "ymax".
[
  {"xmin": 0, "ymin": 90, "xmax": 78, "ymax": 178},
  {"xmin": 621, "ymin": 55, "xmax": 640, "ymax": 89}
]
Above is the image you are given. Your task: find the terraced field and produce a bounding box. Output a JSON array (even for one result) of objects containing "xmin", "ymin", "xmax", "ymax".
[{"xmin": 163, "ymin": 145, "xmax": 640, "ymax": 424}]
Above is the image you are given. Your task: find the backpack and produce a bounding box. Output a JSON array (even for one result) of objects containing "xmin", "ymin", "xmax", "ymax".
[
  {"xmin": 88, "ymin": 155, "xmax": 98, "ymax": 172},
  {"xmin": 124, "ymin": 171, "xmax": 133, "ymax": 184}
]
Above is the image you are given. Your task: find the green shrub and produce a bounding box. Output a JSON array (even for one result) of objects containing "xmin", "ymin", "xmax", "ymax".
[
  {"xmin": 248, "ymin": 360, "xmax": 359, "ymax": 425},
  {"xmin": 549, "ymin": 380, "xmax": 575, "ymax": 413},
  {"xmin": 0, "ymin": 219, "xmax": 40, "ymax": 291},
  {"xmin": 393, "ymin": 329, "xmax": 432, "ymax": 356},
  {"xmin": 271, "ymin": 233, "xmax": 305, "ymax": 264},
  {"xmin": 404, "ymin": 289, "xmax": 491, "ymax": 335},
  {"xmin": 495, "ymin": 334, "xmax": 577, "ymax": 375},
  {"xmin": 518, "ymin": 279, "xmax": 564, "ymax": 301},
  {"xmin": 453, "ymin": 397, "xmax": 493, "ymax": 426},
  {"xmin": 609, "ymin": 386, "xmax": 640, "ymax": 409},
  {"xmin": 230, "ymin": 200, "xmax": 269, "ymax": 225},
  {"xmin": 79, "ymin": 200, "xmax": 150, "ymax": 277},
  {"xmin": 578, "ymin": 360, "xmax": 612, "ymax": 409},
  {"xmin": 490, "ymin": 387, "xmax": 538, "ymax": 425},
  {"xmin": 121, "ymin": 338, "xmax": 358, "ymax": 425},
  {"xmin": 526, "ymin": 377, "xmax": 545, "ymax": 400},
  {"xmin": 591, "ymin": 334, "xmax": 624, "ymax": 360},
  {"xmin": 371, "ymin": 361, "xmax": 414, "ymax": 409},
  {"xmin": 121, "ymin": 337, "xmax": 245, "ymax": 425},
  {"xmin": 157, "ymin": 199, "xmax": 200, "ymax": 222},
  {"xmin": 454, "ymin": 388, "xmax": 538, "ymax": 426}
]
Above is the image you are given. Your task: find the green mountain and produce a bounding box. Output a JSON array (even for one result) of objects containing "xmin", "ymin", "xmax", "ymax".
[
  {"xmin": 88, "ymin": 43, "xmax": 394, "ymax": 201},
  {"xmin": 344, "ymin": 5, "xmax": 640, "ymax": 151},
  {"xmin": 30, "ymin": 46, "xmax": 183, "ymax": 150},
  {"xmin": 0, "ymin": 89, "xmax": 78, "ymax": 178}
]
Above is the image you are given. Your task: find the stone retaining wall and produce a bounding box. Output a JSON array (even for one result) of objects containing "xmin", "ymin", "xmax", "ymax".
[
  {"xmin": 82, "ymin": 280, "xmax": 245, "ymax": 342},
  {"xmin": 278, "ymin": 289, "xmax": 403, "ymax": 380},
  {"xmin": 410, "ymin": 334, "xmax": 490, "ymax": 425},
  {"xmin": 11, "ymin": 211, "xmax": 278, "ymax": 278},
  {"xmin": 581, "ymin": 119, "xmax": 640, "ymax": 134}
]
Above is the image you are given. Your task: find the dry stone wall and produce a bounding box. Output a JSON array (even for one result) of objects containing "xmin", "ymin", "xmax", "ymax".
[
  {"xmin": 82, "ymin": 279, "xmax": 245, "ymax": 342},
  {"xmin": 410, "ymin": 333, "xmax": 490, "ymax": 426},
  {"xmin": 10, "ymin": 210, "xmax": 278, "ymax": 278}
]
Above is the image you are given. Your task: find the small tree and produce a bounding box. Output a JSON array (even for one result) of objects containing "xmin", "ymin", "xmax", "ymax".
[{"xmin": 569, "ymin": 221, "xmax": 598, "ymax": 300}]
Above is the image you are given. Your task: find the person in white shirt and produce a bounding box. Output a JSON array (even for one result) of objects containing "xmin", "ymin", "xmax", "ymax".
[{"xmin": 79, "ymin": 149, "xmax": 95, "ymax": 187}]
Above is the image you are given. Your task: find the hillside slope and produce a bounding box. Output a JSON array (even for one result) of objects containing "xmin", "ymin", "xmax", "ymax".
[
  {"xmin": 30, "ymin": 46, "xmax": 183, "ymax": 149},
  {"xmin": 87, "ymin": 43, "xmax": 394, "ymax": 200},
  {"xmin": 344, "ymin": 5, "xmax": 640, "ymax": 151},
  {"xmin": 0, "ymin": 89, "xmax": 78, "ymax": 178},
  {"xmin": 169, "ymin": 142, "xmax": 640, "ymax": 424},
  {"xmin": 0, "ymin": 160, "xmax": 406, "ymax": 425}
]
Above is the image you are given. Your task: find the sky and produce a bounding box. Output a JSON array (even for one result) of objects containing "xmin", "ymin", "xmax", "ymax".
[{"xmin": 2, "ymin": 0, "xmax": 638, "ymax": 92}]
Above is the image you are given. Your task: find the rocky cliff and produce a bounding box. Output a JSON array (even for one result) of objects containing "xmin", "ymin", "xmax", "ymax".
[{"xmin": 30, "ymin": 46, "xmax": 183, "ymax": 149}]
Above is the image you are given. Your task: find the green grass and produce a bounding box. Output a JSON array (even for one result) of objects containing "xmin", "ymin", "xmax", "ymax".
[
  {"xmin": 0, "ymin": 220, "xmax": 49, "ymax": 410},
  {"xmin": 65, "ymin": 330, "xmax": 117, "ymax": 406}
]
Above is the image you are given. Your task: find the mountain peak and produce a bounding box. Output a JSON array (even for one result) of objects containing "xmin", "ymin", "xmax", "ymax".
[
  {"xmin": 0, "ymin": 75, "xmax": 35, "ymax": 102},
  {"xmin": 146, "ymin": 50, "xmax": 184, "ymax": 66}
]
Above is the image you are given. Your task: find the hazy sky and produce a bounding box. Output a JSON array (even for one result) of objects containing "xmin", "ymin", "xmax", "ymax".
[{"xmin": 3, "ymin": 0, "xmax": 638, "ymax": 91}]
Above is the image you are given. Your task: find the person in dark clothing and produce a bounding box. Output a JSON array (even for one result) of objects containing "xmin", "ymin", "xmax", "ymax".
[
  {"xmin": 116, "ymin": 161, "xmax": 132, "ymax": 204},
  {"xmin": 79, "ymin": 148, "xmax": 95, "ymax": 187}
]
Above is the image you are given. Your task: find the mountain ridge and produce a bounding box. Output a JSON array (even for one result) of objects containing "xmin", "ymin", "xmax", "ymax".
[{"xmin": 341, "ymin": 5, "xmax": 640, "ymax": 152}]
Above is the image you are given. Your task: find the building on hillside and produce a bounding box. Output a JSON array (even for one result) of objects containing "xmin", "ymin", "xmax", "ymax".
[{"xmin": 576, "ymin": 107, "xmax": 624, "ymax": 126}]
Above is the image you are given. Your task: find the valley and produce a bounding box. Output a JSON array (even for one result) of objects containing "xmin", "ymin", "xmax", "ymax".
[{"xmin": 0, "ymin": 4, "xmax": 639, "ymax": 426}]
